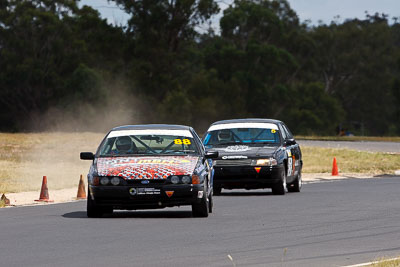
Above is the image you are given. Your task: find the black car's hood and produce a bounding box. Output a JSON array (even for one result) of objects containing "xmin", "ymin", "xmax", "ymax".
[{"xmin": 207, "ymin": 144, "xmax": 279, "ymax": 159}]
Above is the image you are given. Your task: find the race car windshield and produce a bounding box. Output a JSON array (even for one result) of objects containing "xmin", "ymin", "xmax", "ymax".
[
  {"xmin": 203, "ymin": 128, "xmax": 280, "ymax": 148},
  {"xmin": 99, "ymin": 131, "xmax": 199, "ymax": 156}
]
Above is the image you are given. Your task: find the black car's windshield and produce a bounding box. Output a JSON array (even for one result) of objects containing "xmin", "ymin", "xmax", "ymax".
[
  {"xmin": 99, "ymin": 129, "xmax": 199, "ymax": 156},
  {"xmin": 203, "ymin": 125, "xmax": 280, "ymax": 148}
]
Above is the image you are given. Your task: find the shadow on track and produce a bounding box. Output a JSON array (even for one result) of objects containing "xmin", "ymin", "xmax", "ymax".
[{"xmin": 62, "ymin": 210, "xmax": 193, "ymax": 219}]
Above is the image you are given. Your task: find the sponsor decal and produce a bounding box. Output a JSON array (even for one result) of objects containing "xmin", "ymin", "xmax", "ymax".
[
  {"xmin": 137, "ymin": 188, "xmax": 160, "ymax": 195},
  {"xmin": 222, "ymin": 155, "xmax": 248, "ymax": 159},
  {"xmin": 208, "ymin": 122, "xmax": 279, "ymax": 131},
  {"xmin": 108, "ymin": 129, "xmax": 193, "ymax": 138},
  {"xmin": 271, "ymin": 129, "xmax": 276, "ymax": 133},
  {"xmin": 165, "ymin": 191, "xmax": 174, "ymax": 198},
  {"xmin": 287, "ymin": 151, "xmax": 296, "ymax": 176},
  {"xmin": 225, "ymin": 145, "xmax": 249, "ymax": 152},
  {"xmin": 174, "ymin": 139, "xmax": 191, "ymax": 145},
  {"xmin": 97, "ymin": 156, "xmax": 198, "ymax": 180},
  {"xmin": 129, "ymin": 188, "xmax": 137, "ymax": 196},
  {"xmin": 287, "ymin": 154, "xmax": 293, "ymax": 176},
  {"xmin": 141, "ymin": 180, "xmax": 150, "ymax": 184}
]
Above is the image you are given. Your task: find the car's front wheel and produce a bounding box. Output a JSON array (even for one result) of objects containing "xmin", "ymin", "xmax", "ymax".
[
  {"xmin": 192, "ymin": 184, "xmax": 209, "ymax": 217},
  {"xmin": 208, "ymin": 192, "xmax": 213, "ymax": 213},
  {"xmin": 87, "ymin": 188, "xmax": 104, "ymax": 218},
  {"xmin": 272, "ymin": 169, "xmax": 287, "ymax": 195}
]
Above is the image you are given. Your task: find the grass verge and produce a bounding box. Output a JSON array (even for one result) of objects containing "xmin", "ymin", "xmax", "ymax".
[
  {"xmin": 0, "ymin": 133, "xmax": 399, "ymax": 193},
  {"xmin": 302, "ymin": 147, "xmax": 400, "ymax": 174},
  {"xmin": 296, "ymin": 135, "xmax": 400, "ymax": 142},
  {"xmin": 367, "ymin": 257, "xmax": 400, "ymax": 266},
  {"xmin": 0, "ymin": 132, "xmax": 104, "ymax": 193}
]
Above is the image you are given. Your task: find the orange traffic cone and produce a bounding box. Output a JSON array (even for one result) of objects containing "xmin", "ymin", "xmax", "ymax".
[
  {"xmin": 1, "ymin": 194, "xmax": 10, "ymax": 206},
  {"xmin": 76, "ymin": 174, "xmax": 86, "ymax": 199},
  {"xmin": 35, "ymin": 176, "xmax": 53, "ymax": 202},
  {"xmin": 332, "ymin": 157, "xmax": 339, "ymax": 176}
]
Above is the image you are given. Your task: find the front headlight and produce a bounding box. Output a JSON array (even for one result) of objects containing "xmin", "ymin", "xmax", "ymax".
[
  {"xmin": 182, "ymin": 176, "xmax": 191, "ymax": 184},
  {"xmin": 100, "ymin": 177, "xmax": 110, "ymax": 185},
  {"xmin": 110, "ymin": 177, "xmax": 120, "ymax": 185},
  {"xmin": 171, "ymin": 176, "xmax": 180, "ymax": 184},
  {"xmin": 255, "ymin": 158, "xmax": 277, "ymax": 166}
]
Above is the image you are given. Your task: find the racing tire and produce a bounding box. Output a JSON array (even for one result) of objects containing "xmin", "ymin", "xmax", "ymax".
[
  {"xmin": 208, "ymin": 193, "xmax": 213, "ymax": 213},
  {"xmin": 288, "ymin": 171, "xmax": 302, "ymax": 193},
  {"xmin": 272, "ymin": 169, "xmax": 287, "ymax": 195},
  {"xmin": 192, "ymin": 185, "xmax": 209, "ymax": 218},
  {"xmin": 102, "ymin": 207, "xmax": 114, "ymax": 214},
  {"xmin": 87, "ymin": 189, "xmax": 103, "ymax": 218},
  {"xmin": 213, "ymin": 186, "xmax": 222, "ymax": 195}
]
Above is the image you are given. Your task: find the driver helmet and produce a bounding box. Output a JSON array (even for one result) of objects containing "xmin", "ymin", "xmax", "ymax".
[
  {"xmin": 217, "ymin": 130, "xmax": 233, "ymax": 142},
  {"xmin": 115, "ymin": 136, "xmax": 133, "ymax": 152}
]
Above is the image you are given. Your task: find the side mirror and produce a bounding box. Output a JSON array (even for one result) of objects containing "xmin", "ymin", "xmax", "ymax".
[
  {"xmin": 205, "ymin": 151, "xmax": 219, "ymax": 159},
  {"xmin": 284, "ymin": 139, "xmax": 296, "ymax": 146},
  {"xmin": 80, "ymin": 152, "xmax": 95, "ymax": 160}
]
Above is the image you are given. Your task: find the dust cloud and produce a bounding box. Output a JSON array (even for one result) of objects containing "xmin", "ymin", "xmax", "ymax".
[
  {"xmin": 28, "ymin": 83, "xmax": 146, "ymax": 132},
  {"xmin": 3, "ymin": 83, "xmax": 149, "ymax": 193}
]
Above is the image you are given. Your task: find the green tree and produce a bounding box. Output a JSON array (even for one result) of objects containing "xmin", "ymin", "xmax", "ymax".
[
  {"xmin": 310, "ymin": 14, "xmax": 397, "ymax": 135},
  {"xmin": 112, "ymin": 0, "xmax": 220, "ymax": 100},
  {"xmin": 0, "ymin": 0, "xmax": 126, "ymax": 130}
]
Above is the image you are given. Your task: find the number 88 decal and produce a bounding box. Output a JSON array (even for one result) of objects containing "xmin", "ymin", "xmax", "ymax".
[{"xmin": 174, "ymin": 139, "xmax": 191, "ymax": 145}]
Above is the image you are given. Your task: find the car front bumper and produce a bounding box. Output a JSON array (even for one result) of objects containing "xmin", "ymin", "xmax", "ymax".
[
  {"xmin": 213, "ymin": 164, "xmax": 284, "ymax": 189},
  {"xmin": 89, "ymin": 184, "xmax": 206, "ymax": 210}
]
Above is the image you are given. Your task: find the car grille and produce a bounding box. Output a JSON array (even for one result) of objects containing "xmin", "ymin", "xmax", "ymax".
[
  {"xmin": 125, "ymin": 179, "xmax": 166, "ymax": 185},
  {"xmin": 214, "ymin": 159, "xmax": 252, "ymax": 167}
]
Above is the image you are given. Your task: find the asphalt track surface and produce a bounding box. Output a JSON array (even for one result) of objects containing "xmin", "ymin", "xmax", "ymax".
[
  {"xmin": 298, "ymin": 140, "xmax": 400, "ymax": 153},
  {"xmin": 1, "ymin": 176, "xmax": 400, "ymax": 267}
]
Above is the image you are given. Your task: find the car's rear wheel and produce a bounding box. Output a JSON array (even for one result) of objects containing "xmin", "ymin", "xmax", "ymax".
[
  {"xmin": 288, "ymin": 171, "xmax": 302, "ymax": 193},
  {"xmin": 213, "ymin": 186, "xmax": 222, "ymax": 195},
  {"xmin": 192, "ymin": 184, "xmax": 209, "ymax": 218},
  {"xmin": 272, "ymin": 169, "xmax": 287, "ymax": 195},
  {"xmin": 87, "ymin": 188, "xmax": 103, "ymax": 218}
]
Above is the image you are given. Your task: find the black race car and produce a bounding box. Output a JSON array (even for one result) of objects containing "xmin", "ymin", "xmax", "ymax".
[
  {"xmin": 80, "ymin": 124, "xmax": 218, "ymax": 217},
  {"xmin": 203, "ymin": 119, "xmax": 302, "ymax": 195}
]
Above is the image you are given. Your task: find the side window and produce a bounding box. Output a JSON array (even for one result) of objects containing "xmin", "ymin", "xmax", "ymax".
[
  {"xmin": 282, "ymin": 124, "xmax": 293, "ymax": 139},
  {"xmin": 279, "ymin": 124, "xmax": 287, "ymax": 140},
  {"xmin": 191, "ymin": 130, "xmax": 204, "ymax": 153}
]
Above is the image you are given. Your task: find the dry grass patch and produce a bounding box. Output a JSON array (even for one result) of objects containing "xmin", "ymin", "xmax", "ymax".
[
  {"xmin": 367, "ymin": 257, "xmax": 400, "ymax": 267},
  {"xmin": 302, "ymin": 146, "xmax": 400, "ymax": 174},
  {"xmin": 0, "ymin": 132, "xmax": 104, "ymax": 193},
  {"xmin": 1, "ymin": 133, "xmax": 399, "ymax": 194}
]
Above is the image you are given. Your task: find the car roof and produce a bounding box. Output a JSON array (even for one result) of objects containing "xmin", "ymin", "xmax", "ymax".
[
  {"xmin": 111, "ymin": 124, "xmax": 192, "ymax": 131},
  {"xmin": 209, "ymin": 118, "xmax": 282, "ymax": 126}
]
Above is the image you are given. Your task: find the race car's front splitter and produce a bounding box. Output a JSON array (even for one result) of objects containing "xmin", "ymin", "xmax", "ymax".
[
  {"xmin": 89, "ymin": 184, "xmax": 206, "ymax": 210},
  {"xmin": 213, "ymin": 165, "xmax": 284, "ymax": 189}
]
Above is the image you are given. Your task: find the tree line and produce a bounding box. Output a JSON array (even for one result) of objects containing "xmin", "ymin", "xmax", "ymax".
[{"xmin": 1, "ymin": 0, "xmax": 399, "ymax": 135}]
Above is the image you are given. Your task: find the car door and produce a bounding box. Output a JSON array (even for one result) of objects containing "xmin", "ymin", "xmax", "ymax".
[
  {"xmin": 191, "ymin": 129, "xmax": 213, "ymax": 191},
  {"xmin": 281, "ymin": 123, "xmax": 301, "ymax": 182}
]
